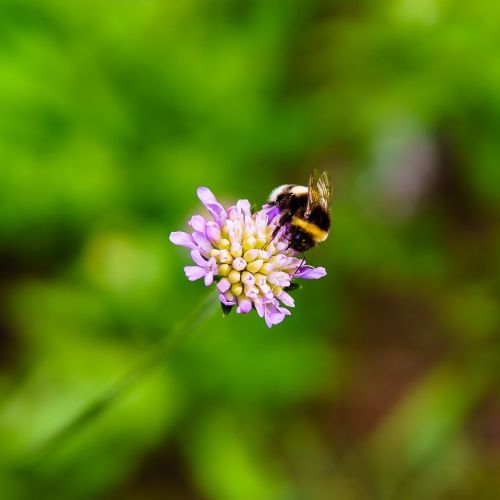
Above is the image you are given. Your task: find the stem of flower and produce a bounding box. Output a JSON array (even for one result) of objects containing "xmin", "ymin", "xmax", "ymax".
[{"xmin": 21, "ymin": 291, "xmax": 219, "ymax": 471}]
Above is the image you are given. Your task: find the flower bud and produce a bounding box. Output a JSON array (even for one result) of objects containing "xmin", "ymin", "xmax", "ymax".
[
  {"xmin": 255, "ymin": 238, "xmax": 267, "ymax": 249},
  {"xmin": 232, "ymin": 257, "xmax": 247, "ymax": 271},
  {"xmin": 275, "ymin": 241, "xmax": 287, "ymax": 252},
  {"xmin": 219, "ymin": 250, "xmax": 233, "ymax": 263},
  {"xmin": 243, "ymin": 236, "xmax": 256, "ymax": 251},
  {"xmin": 228, "ymin": 270, "xmax": 241, "ymax": 283},
  {"xmin": 206, "ymin": 222, "xmax": 221, "ymax": 243},
  {"xmin": 219, "ymin": 264, "xmax": 231, "ymax": 276},
  {"xmin": 243, "ymin": 249, "xmax": 259, "ymax": 262},
  {"xmin": 217, "ymin": 278, "xmax": 231, "ymax": 293},
  {"xmin": 219, "ymin": 239, "xmax": 230, "ymax": 250},
  {"xmin": 241, "ymin": 271, "xmax": 255, "ymax": 287},
  {"xmin": 230, "ymin": 242, "xmax": 243, "ymax": 258},
  {"xmin": 246, "ymin": 259, "xmax": 263, "ymax": 273},
  {"xmin": 245, "ymin": 285, "xmax": 259, "ymax": 299},
  {"xmin": 237, "ymin": 298, "xmax": 252, "ymax": 314},
  {"xmin": 260, "ymin": 262, "xmax": 274, "ymax": 275},
  {"xmin": 254, "ymin": 274, "xmax": 265, "ymax": 287}
]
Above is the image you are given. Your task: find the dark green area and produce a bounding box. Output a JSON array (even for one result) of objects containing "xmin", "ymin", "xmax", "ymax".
[{"xmin": 1, "ymin": 1, "xmax": 500, "ymax": 499}]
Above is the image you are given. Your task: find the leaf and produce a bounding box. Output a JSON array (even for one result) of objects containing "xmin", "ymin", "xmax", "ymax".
[
  {"xmin": 250, "ymin": 203, "xmax": 258, "ymax": 213},
  {"xmin": 221, "ymin": 303, "xmax": 234, "ymax": 317}
]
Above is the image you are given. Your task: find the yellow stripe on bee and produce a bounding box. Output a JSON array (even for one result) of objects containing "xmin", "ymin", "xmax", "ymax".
[{"xmin": 291, "ymin": 216, "xmax": 328, "ymax": 242}]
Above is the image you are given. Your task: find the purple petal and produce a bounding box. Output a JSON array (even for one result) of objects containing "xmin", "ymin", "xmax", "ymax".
[
  {"xmin": 197, "ymin": 187, "xmax": 219, "ymax": 206},
  {"xmin": 189, "ymin": 215, "xmax": 207, "ymax": 233},
  {"xmin": 264, "ymin": 307, "xmax": 287, "ymax": 327},
  {"xmin": 236, "ymin": 298, "xmax": 252, "ymax": 314},
  {"xmin": 264, "ymin": 309, "xmax": 284, "ymax": 328},
  {"xmin": 197, "ymin": 187, "xmax": 227, "ymax": 225},
  {"xmin": 217, "ymin": 278, "xmax": 231, "ymax": 293},
  {"xmin": 227, "ymin": 206, "xmax": 238, "ymax": 219},
  {"xmin": 275, "ymin": 242, "xmax": 288, "ymax": 252},
  {"xmin": 278, "ymin": 291, "xmax": 295, "ymax": 307},
  {"xmin": 232, "ymin": 257, "xmax": 246, "ymax": 272},
  {"xmin": 192, "ymin": 231, "xmax": 213, "ymax": 254},
  {"xmin": 219, "ymin": 293, "xmax": 237, "ymax": 306},
  {"xmin": 264, "ymin": 204, "xmax": 281, "ymax": 224},
  {"xmin": 236, "ymin": 199, "xmax": 251, "ymax": 217},
  {"xmin": 191, "ymin": 249, "xmax": 208, "ymax": 267},
  {"xmin": 204, "ymin": 271, "xmax": 214, "ymax": 286},
  {"xmin": 184, "ymin": 266, "xmax": 207, "ymax": 281},
  {"xmin": 206, "ymin": 221, "xmax": 221, "ymax": 243},
  {"xmin": 294, "ymin": 266, "xmax": 327, "ymax": 280},
  {"xmin": 277, "ymin": 305, "xmax": 292, "ymax": 316},
  {"xmin": 254, "ymin": 298, "xmax": 265, "ymax": 318},
  {"xmin": 169, "ymin": 231, "xmax": 197, "ymax": 250},
  {"xmin": 245, "ymin": 285, "xmax": 259, "ymax": 300},
  {"xmin": 263, "ymin": 299, "xmax": 292, "ymax": 328},
  {"xmin": 208, "ymin": 257, "xmax": 218, "ymax": 274},
  {"xmin": 241, "ymin": 271, "xmax": 255, "ymax": 287}
]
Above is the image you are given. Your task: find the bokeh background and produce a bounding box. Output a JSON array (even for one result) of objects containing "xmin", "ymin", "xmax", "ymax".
[{"xmin": 1, "ymin": 1, "xmax": 500, "ymax": 499}]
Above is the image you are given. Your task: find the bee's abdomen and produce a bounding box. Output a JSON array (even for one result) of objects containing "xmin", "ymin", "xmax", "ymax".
[
  {"xmin": 291, "ymin": 216, "xmax": 328, "ymax": 243},
  {"xmin": 308, "ymin": 206, "xmax": 330, "ymax": 231}
]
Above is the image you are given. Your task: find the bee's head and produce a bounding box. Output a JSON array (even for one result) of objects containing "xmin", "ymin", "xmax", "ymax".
[{"xmin": 290, "ymin": 231, "xmax": 312, "ymax": 252}]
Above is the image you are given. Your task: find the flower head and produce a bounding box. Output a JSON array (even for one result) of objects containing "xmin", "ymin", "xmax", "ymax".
[{"xmin": 170, "ymin": 187, "xmax": 326, "ymax": 327}]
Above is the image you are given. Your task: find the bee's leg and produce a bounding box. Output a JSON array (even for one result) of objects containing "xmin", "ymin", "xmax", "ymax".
[
  {"xmin": 264, "ymin": 227, "xmax": 280, "ymax": 250},
  {"xmin": 272, "ymin": 212, "xmax": 292, "ymax": 238},
  {"xmin": 271, "ymin": 224, "xmax": 282, "ymax": 240},
  {"xmin": 266, "ymin": 212, "xmax": 291, "ymax": 249},
  {"xmin": 294, "ymin": 254, "xmax": 306, "ymax": 275}
]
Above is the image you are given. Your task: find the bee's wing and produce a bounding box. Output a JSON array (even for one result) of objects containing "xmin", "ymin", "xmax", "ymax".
[{"xmin": 306, "ymin": 170, "xmax": 332, "ymax": 215}]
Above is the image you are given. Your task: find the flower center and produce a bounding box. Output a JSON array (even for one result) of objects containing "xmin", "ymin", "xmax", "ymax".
[{"xmin": 211, "ymin": 216, "xmax": 294, "ymax": 302}]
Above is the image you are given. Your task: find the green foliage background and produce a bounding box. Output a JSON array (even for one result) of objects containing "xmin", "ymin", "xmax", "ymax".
[{"xmin": 1, "ymin": 1, "xmax": 500, "ymax": 499}]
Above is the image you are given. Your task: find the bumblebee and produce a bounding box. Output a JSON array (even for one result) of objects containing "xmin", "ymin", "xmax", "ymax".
[{"xmin": 268, "ymin": 170, "xmax": 332, "ymax": 252}]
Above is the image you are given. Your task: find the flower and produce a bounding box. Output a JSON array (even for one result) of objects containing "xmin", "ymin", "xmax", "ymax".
[{"xmin": 170, "ymin": 187, "xmax": 327, "ymax": 327}]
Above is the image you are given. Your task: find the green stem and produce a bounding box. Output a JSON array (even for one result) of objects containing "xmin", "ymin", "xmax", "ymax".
[{"xmin": 23, "ymin": 291, "xmax": 219, "ymax": 470}]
